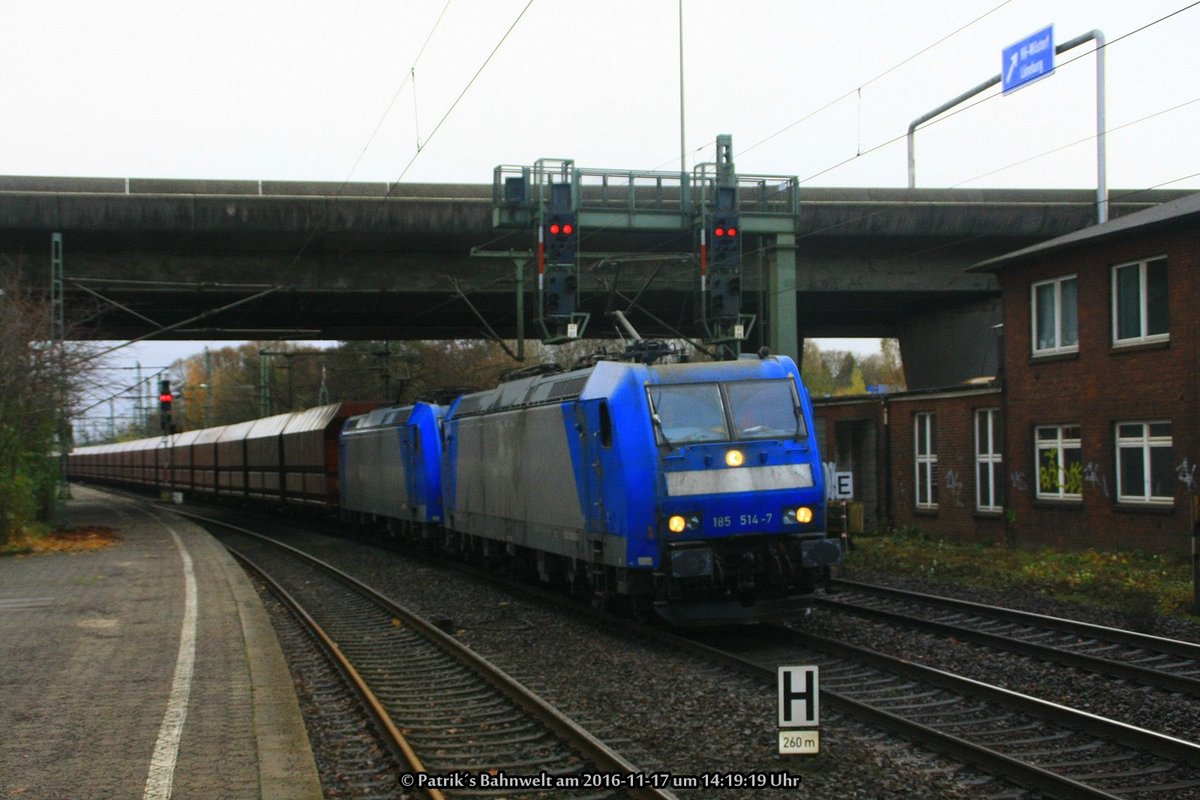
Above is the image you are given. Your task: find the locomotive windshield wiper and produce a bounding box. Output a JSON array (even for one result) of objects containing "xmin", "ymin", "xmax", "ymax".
[{"xmin": 651, "ymin": 412, "xmax": 675, "ymax": 450}]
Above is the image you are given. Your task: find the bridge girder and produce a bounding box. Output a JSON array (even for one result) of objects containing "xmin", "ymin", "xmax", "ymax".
[{"xmin": 0, "ymin": 176, "xmax": 1187, "ymax": 384}]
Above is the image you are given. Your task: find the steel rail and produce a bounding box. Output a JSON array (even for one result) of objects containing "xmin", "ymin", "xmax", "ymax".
[
  {"xmin": 650, "ymin": 627, "xmax": 1123, "ymax": 800},
  {"xmin": 818, "ymin": 582, "xmax": 1200, "ymax": 697},
  {"xmin": 641, "ymin": 620, "xmax": 1200, "ymax": 799},
  {"xmin": 782, "ymin": 626, "xmax": 1200, "ymax": 771},
  {"xmin": 157, "ymin": 500, "xmax": 1197, "ymax": 798},
  {"xmin": 169, "ymin": 507, "xmax": 677, "ymax": 800},
  {"xmin": 228, "ymin": 547, "xmax": 444, "ymax": 800},
  {"xmin": 830, "ymin": 578, "xmax": 1200, "ymax": 657}
]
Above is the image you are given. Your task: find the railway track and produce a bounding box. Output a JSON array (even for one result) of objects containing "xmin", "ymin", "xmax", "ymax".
[
  {"xmin": 819, "ymin": 578, "xmax": 1200, "ymax": 698},
  {"xmin": 330, "ymin": 527, "xmax": 1200, "ymax": 798},
  {"xmin": 184, "ymin": 512, "xmax": 677, "ymax": 800},
  {"xmin": 166, "ymin": 499, "xmax": 1200, "ymax": 798},
  {"xmin": 684, "ymin": 623, "xmax": 1200, "ymax": 800}
]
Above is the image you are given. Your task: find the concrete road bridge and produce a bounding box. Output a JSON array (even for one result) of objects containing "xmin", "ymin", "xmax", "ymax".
[{"xmin": 0, "ymin": 174, "xmax": 1185, "ymax": 387}]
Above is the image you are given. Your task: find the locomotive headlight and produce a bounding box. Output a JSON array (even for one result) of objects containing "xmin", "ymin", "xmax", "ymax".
[
  {"xmin": 783, "ymin": 506, "xmax": 815, "ymax": 525},
  {"xmin": 667, "ymin": 514, "xmax": 702, "ymax": 534},
  {"xmin": 725, "ymin": 449, "xmax": 745, "ymax": 467}
]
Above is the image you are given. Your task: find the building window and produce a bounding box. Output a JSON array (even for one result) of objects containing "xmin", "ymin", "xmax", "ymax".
[
  {"xmin": 1116, "ymin": 422, "xmax": 1173, "ymax": 504},
  {"xmin": 975, "ymin": 409, "xmax": 1002, "ymax": 512},
  {"xmin": 1036, "ymin": 425, "xmax": 1083, "ymax": 500},
  {"xmin": 1112, "ymin": 257, "xmax": 1168, "ymax": 345},
  {"xmin": 915, "ymin": 412, "xmax": 937, "ymax": 509},
  {"xmin": 1031, "ymin": 276, "xmax": 1078, "ymax": 355}
]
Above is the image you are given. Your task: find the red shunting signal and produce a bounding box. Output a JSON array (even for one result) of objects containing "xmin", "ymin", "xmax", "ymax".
[
  {"xmin": 562, "ymin": 223, "xmax": 574, "ymax": 235},
  {"xmin": 727, "ymin": 226, "xmax": 737, "ymax": 237},
  {"xmin": 549, "ymin": 223, "xmax": 561, "ymax": 235},
  {"xmin": 159, "ymin": 392, "xmax": 173, "ymax": 404},
  {"xmin": 714, "ymin": 227, "xmax": 726, "ymax": 237}
]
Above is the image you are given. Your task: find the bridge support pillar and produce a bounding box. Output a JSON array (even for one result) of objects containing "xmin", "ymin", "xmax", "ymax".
[
  {"xmin": 896, "ymin": 299, "xmax": 1002, "ymax": 389},
  {"xmin": 766, "ymin": 234, "xmax": 798, "ymax": 361}
]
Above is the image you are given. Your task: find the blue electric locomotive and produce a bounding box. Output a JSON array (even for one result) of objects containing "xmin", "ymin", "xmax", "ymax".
[
  {"xmin": 339, "ymin": 401, "xmax": 445, "ymax": 534},
  {"xmin": 71, "ymin": 352, "xmax": 841, "ymax": 625},
  {"xmin": 440, "ymin": 354, "xmax": 841, "ymax": 624}
]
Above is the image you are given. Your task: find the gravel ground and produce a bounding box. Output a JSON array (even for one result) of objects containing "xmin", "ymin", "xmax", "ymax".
[
  {"xmin": 210, "ymin": 499, "xmax": 1200, "ymax": 800},
  {"xmin": 819, "ymin": 567, "xmax": 1200, "ymax": 746},
  {"xmin": 253, "ymin": 576, "xmax": 411, "ymax": 799},
  {"xmin": 259, "ymin": 528, "xmax": 1034, "ymax": 800},
  {"xmin": 839, "ymin": 566, "xmax": 1200, "ymax": 646}
]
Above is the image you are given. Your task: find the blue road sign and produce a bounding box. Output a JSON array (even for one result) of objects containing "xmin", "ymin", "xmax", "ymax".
[{"xmin": 1002, "ymin": 25, "xmax": 1055, "ymax": 94}]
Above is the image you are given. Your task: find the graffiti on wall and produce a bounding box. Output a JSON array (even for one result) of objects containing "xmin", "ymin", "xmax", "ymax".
[
  {"xmin": 1178, "ymin": 458, "xmax": 1197, "ymax": 493},
  {"xmin": 942, "ymin": 468, "xmax": 965, "ymax": 508},
  {"xmin": 1083, "ymin": 462, "xmax": 1109, "ymax": 498}
]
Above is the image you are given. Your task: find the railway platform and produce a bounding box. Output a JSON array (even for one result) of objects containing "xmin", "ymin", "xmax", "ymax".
[{"xmin": 0, "ymin": 484, "xmax": 323, "ymax": 800}]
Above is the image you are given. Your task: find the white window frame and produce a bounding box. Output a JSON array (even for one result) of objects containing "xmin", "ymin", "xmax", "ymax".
[
  {"xmin": 1035, "ymin": 424, "xmax": 1083, "ymax": 501},
  {"xmin": 1031, "ymin": 275, "xmax": 1078, "ymax": 355},
  {"xmin": 1112, "ymin": 256, "xmax": 1169, "ymax": 346},
  {"xmin": 975, "ymin": 408, "xmax": 1002, "ymax": 512},
  {"xmin": 914, "ymin": 412, "xmax": 937, "ymax": 510},
  {"xmin": 1115, "ymin": 421, "xmax": 1173, "ymax": 504}
]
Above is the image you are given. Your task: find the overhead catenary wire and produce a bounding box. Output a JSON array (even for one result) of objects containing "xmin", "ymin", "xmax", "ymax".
[
  {"xmin": 949, "ymin": 97, "xmax": 1200, "ymax": 190},
  {"xmin": 484, "ymin": 0, "xmax": 1015, "ymax": 268},
  {"xmin": 710, "ymin": 0, "xmax": 1200, "ymax": 275},
  {"xmin": 794, "ymin": 0, "xmax": 1200, "ymax": 186},
  {"xmin": 74, "ymin": 1, "xmax": 518, "ymax": 427},
  {"xmin": 73, "ymin": 2, "xmax": 1200, "ymax": 427},
  {"xmin": 385, "ymin": 0, "xmax": 535, "ymax": 196},
  {"xmin": 565, "ymin": 0, "xmax": 1037, "ymax": 254},
  {"xmin": 735, "ymin": 0, "xmax": 1015, "ymax": 161},
  {"xmin": 342, "ymin": 0, "xmax": 453, "ymax": 186}
]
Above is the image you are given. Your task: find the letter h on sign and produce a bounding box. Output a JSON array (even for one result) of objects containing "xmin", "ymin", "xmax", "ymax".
[{"xmin": 778, "ymin": 666, "xmax": 819, "ymax": 727}]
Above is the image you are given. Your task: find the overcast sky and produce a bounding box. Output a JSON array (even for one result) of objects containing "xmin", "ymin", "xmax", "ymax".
[{"xmin": 7, "ymin": 1, "xmax": 1196, "ymax": 428}]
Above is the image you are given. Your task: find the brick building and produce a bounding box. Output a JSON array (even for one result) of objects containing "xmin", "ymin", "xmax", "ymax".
[
  {"xmin": 814, "ymin": 386, "xmax": 1008, "ymax": 545},
  {"xmin": 813, "ymin": 192, "xmax": 1200, "ymax": 555}
]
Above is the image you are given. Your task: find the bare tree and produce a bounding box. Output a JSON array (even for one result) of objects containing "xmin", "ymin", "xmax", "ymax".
[{"xmin": 0, "ymin": 264, "xmax": 96, "ymax": 543}]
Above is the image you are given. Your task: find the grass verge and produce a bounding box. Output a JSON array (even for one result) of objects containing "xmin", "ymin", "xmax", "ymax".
[
  {"xmin": 844, "ymin": 527, "xmax": 1198, "ymax": 621},
  {"xmin": 1, "ymin": 525, "xmax": 119, "ymax": 556}
]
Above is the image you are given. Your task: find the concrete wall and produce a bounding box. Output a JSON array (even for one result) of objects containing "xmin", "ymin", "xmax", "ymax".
[{"xmin": 896, "ymin": 299, "xmax": 1003, "ymax": 388}]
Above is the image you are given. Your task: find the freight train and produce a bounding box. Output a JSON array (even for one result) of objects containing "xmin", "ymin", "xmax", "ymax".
[{"xmin": 69, "ymin": 353, "xmax": 842, "ymax": 624}]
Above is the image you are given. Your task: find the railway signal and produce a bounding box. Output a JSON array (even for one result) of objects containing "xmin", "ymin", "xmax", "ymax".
[
  {"xmin": 544, "ymin": 213, "xmax": 577, "ymax": 265},
  {"xmin": 158, "ymin": 379, "xmax": 174, "ymax": 432},
  {"xmin": 709, "ymin": 212, "xmax": 740, "ymax": 268},
  {"xmin": 707, "ymin": 210, "xmax": 742, "ymax": 320},
  {"xmin": 542, "ymin": 212, "xmax": 578, "ymax": 318}
]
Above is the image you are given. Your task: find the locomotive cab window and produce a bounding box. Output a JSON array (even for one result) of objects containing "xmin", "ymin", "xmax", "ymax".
[
  {"xmin": 647, "ymin": 379, "xmax": 803, "ymax": 445},
  {"xmin": 599, "ymin": 401, "xmax": 613, "ymax": 448},
  {"xmin": 648, "ymin": 383, "xmax": 727, "ymax": 444},
  {"xmin": 727, "ymin": 380, "xmax": 805, "ymax": 440}
]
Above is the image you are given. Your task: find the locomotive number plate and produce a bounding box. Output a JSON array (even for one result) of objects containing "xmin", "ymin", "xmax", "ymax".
[{"xmin": 711, "ymin": 512, "xmax": 773, "ymax": 530}]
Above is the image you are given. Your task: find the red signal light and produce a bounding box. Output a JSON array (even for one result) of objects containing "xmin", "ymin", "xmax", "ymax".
[
  {"xmin": 549, "ymin": 222, "xmax": 561, "ymax": 235},
  {"xmin": 727, "ymin": 227, "xmax": 737, "ymax": 237},
  {"xmin": 714, "ymin": 227, "xmax": 726, "ymax": 237},
  {"xmin": 159, "ymin": 392, "xmax": 173, "ymax": 404},
  {"xmin": 562, "ymin": 223, "xmax": 574, "ymax": 235}
]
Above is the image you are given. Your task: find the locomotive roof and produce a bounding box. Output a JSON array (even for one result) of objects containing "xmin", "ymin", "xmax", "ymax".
[
  {"xmin": 343, "ymin": 401, "xmax": 443, "ymax": 432},
  {"xmin": 448, "ymin": 356, "xmax": 800, "ymax": 418}
]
